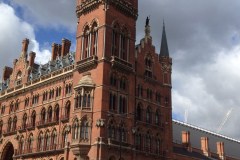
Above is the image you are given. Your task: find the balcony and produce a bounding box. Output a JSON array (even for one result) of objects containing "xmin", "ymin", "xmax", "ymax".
[
  {"xmin": 37, "ymin": 119, "xmax": 58, "ymax": 128},
  {"xmin": 111, "ymin": 56, "xmax": 133, "ymax": 73},
  {"xmin": 2, "ymin": 129, "xmax": 17, "ymax": 136},
  {"xmin": 60, "ymin": 115, "xmax": 69, "ymax": 123},
  {"xmin": 18, "ymin": 125, "xmax": 27, "ymax": 133},
  {"xmin": 76, "ymin": 55, "xmax": 98, "ymax": 73},
  {"xmin": 26, "ymin": 123, "xmax": 35, "ymax": 131},
  {"xmin": 14, "ymin": 144, "xmax": 64, "ymax": 158}
]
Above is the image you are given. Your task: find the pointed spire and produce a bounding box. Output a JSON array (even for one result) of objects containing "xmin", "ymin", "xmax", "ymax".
[{"xmin": 160, "ymin": 21, "xmax": 169, "ymax": 57}]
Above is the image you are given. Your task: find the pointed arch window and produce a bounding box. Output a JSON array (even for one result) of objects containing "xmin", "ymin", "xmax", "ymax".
[
  {"xmin": 16, "ymin": 71, "xmax": 22, "ymax": 86},
  {"xmin": 45, "ymin": 132, "xmax": 51, "ymax": 150},
  {"xmin": 7, "ymin": 118, "xmax": 12, "ymax": 132},
  {"xmin": 108, "ymin": 120, "xmax": 115, "ymax": 139},
  {"xmin": 109, "ymin": 92, "xmax": 117, "ymax": 111},
  {"xmin": 51, "ymin": 130, "xmax": 57, "ymax": 149},
  {"xmin": 156, "ymin": 138, "xmax": 161, "ymax": 155},
  {"xmin": 110, "ymin": 73, "xmax": 117, "ymax": 87},
  {"xmin": 38, "ymin": 132, "xmax": 44, "ymax": 151},
  {"xmin": 80, "ymin": 120, "xmax": 89, "ymax": 140},
  {"xmin": 62, "ymin": 129, "xmax": 68, "ymax": 148},
  {"xmin": 137, "ymin": 84, "xmax": 143, "ymax": 97},
  {"xmin": 145, "ymin": 132, "xmax": 151, "ymax": 152},
  {"xmin": 15, "ymin": 99, "xmax": 19, "ymax": 111},
  {"xmin": 146, "ymin": 107, "xmax": 151, "ymax": 123},
  {"xmin": 136, "ymin": 103, "xmax": 142, "ymax": 121},
  {"xmin": 75, "ymin": 88, "xmax": 93, "ymax": 110},
  {"xmin": 9, "ymin": 101, "xmax": 14, "ymax": 114},
  {"xmin": 13, "ymin": 116, "xmax": 17, "ymax": 131},
  {"xmin": 41, "ymin": 108, "xmax": 46, "ymax": 124},
  {"xmin": 47, "ymin": 106, "xmax": 53, "ymax": 123},
  {"xmin": 135, "ymin": 132, "xmax": 142, "ymax": 150},
  {"xmin": 120, "ymin": 28, "xmax": 129, "ymax": 61},
  {"xmin": 19, "ymin": 136, "xmax": 25, "ymax": 154},
  {"xmin": 22, "ymin": 113, "xmax": 27, "ymax": 129},
  {"xmin": 112, "ymin": 23, "xmax": 120, "ymax": 56},
  {"xmin": 92, "ymin": 22, "xmax": 98, "ymax": 55},
  {"xmin": 119, "ymin": 95, "xmax": 127, "ymax": 114},
  {"xmin": 155, "ymin": 110, "xmax": 160, "ymax": 125},
  {"xmin": 65, "ymin": 101, "xmax": 71, "ymax": 119},
  {"xmin": 0, "ymin": 121, "xmax": 3, "ymax": 138},
  {"xmin": 145, "ymin": 56, "xmax": 153, "ymax": 78},
  {"xmin": 54, "ymin": 105, "xmax": 60, "ymax": 121},
  {"xmin": 27, "ymin": 134, "xmax": 33, "ymax": 153},
  {"xmin": 82, "ymin": 26, "xmax": 91, "ymax": 59},
  {"xmin": 72, "ymin": 119, "xmax": 79, "ymax": 140},
  {"xmin": 118, "ymin": 123, "xmax": 127, "ymax": 142},
  {"xmin": 31, "ymin": 111, "xmax": 36, "ymax": 127}
]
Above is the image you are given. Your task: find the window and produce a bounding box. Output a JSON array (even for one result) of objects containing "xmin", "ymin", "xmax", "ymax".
[
  {"xmin": 91, "ymin": 22, "xmax": 98, "ymax": 55},
  {"xmin": 108, "ymin": 121, "xmax": 115, "ymax": 139},
  {"xmin": 145, "ymin": 56, "xmax": 153, "ymax": 78},
  {"xmin": 145, "ymin": 132, "xmax": 151, "ymax": 152},
  {"xmin": 135, "ymin": 133, "xmax": 142, "ymax": 150},
  {"xmin": 19, "ymin": 136, "xmax": 25, "ymax": 154},
  {"xmin": 25, "ymin": 97, "xmax": 29, "ymax": 107},
  {"xmin": 13, "ymin": 116, "xmax": 17, "ymax": 131},
  {"xmin": 43, "ymin": 91, "xmax": 48, "ymax": 102},
  {"xmin": 22, "ymin": 113, "xmax": 27, "ymax": 129},
  {"xmin": 15, "ymin": 99, "xmax": 19, "ymax": 111},
  {"xmin": 156, "ymin": 139, "xmax": 161, "ymax": 155},
  {"xmin": 147, "ymin": 89, "xmax": 152, "ymax": 100},
  {"xmin": 54, "ymin": 105, "xmax": 60, "ymax": 121},
  {"xmin": 110, "ymin": 73, "xmax": 117, "ymax": 87},
  {"xmin": 51, "ymin": 130, "xmax": 57, "ymax": 149},
  {"xmin": 119, "ymin": 95, "xmax": 127, "ymax": 114},
  {"xmin": 1, "ymin": 105, "xmax": 5, "ymax": 115},
  {"xmin": 45, "ymin": 132, "xmax": 50, "ymax": 150},
  {"xmin": 137, "ymin": 84, "xmax": 143, "ymax": 97},
  {"xmin": 49, "ymin": 89, "xmax": 54, "ymax": 100},
  {"xmin": 64, "ymin": 101, "xmax": 71, "ymax": 118},
  {"xmin": 7, "ymin": 118, "xmax": 12, "ymax": 132},
  {"xmin": 47, "ymin": 106, "xmax": 53, "ymax": 123},
  {"xmin": 112, "ymin": 23, "xmax": 120, "ymax": 56},
  {"xmin": 41, "ymin": 108, "xmax": 46, "ymax": 124},
  {"xmin": 9, "ymin": 101, "xmax": 14, "ymax": 114},
  {"xmin": 0, "ymin": 121, "xmax": 3, "ymax": 138},
  {"xmin": 109, "ymin": 92, "xmax": 117, "ymax": 111},
  {"xmin": 72, "ymin": 119, "xmax": 79, "ymax": 140},
  {"xmin": 120, "ymin": 77, "xmax": 127, "ymax": 90},
  {"xmin": 38, "ymin": 132, "xmax": 44, "ymax": 151},
  {"xmin": 32, "ymin": 94, "xmax": 39, "ymax": 105},
  {"xmin": 146, "ymin": 107, "xmax": 151, "ymax": 123},
  {"xmin": 82, "ymin": 26, "xmax": 91, "ymax": 59},
  {"xmin": 56, "ymin": 87, "xmax": 61, "ymax": 97},
  {"xmin": 136, "ymin": 103, "xmax": 142, "ymax": 121},
  {"xmin": 156, "ymin": 92, "xmax": 161, "ymax": 104},
  {"xmin": 65, "ymin": 84, "xmax": 72, "ymax": 95},
  {"xmin": 31, "ymin": 111, "xmax": 36, "ymax": 127},
  {"xmin": 27, "ymin": 134, "xmax": 33, "ymax": 153},
  {"xmin": 155, "ymin": 110, "xmax": 160, "ymax": 125},
  {"xmin": 120, "ymin": 28, "xmax": 128, "ymax": 61},
  {"xmin": 16, "ymin": 71, "xmax": 22, "ymax": 86},
  {"xmin": 118, "ymin": 123, "xmax": 127, "ymax": 142},
  {"xmin": 75, "ymin": 89, "xmax": 93, "ymax": 110},
  {"xmin": 80, "ymin": 120, "xmax": 89, "ymax": 140},
  {"xmin": 62, "ymin": 130, "xmax": 68, "ymax": 148}
]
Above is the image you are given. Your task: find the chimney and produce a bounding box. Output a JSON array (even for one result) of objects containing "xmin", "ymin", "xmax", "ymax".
[
  {"xmin": 182, "ymin": 131, "xmax": 191, "ymax": 151},
  {"xmin": 61, "ymin": 38, "xmax": 71, "ymax": 57},
  {"xmin": 217, "ymin": 142, "xmax": 225, "ymax": 160},
  {"xmin": 2, "ymin": 66, "xmax": 13, "ymax": 81},
  {"xmin": 29, "ymin": 51, "xmax": 36, "ymax": 67},
  {"xmin": 22, "ymin": 38, "xmax": 29, "ymax": 53},
  {"xmin": 201, "ymin": 137, "xmax": 210, "ymax": 157},
  {"xmin": 57, "ymin": 44, "xmax": 62, "ymax": 57},
  {"xmin": 51, "ymin": 43, "xmax": 58, "ymax": 61}
]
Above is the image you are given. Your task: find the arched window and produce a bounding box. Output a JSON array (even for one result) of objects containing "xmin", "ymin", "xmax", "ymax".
[
  {"xmin": 54, "ymin": 104, "xmax": 60, "ymax": 121},
  {"xmin": 136, "ymin": 103, "xmax": 142, "ymax": 121},
  {"xmin": 8, "ymin": 117, "xmax": 12, "ymax": 132},
  {"xmin": 110, "ymin": 73, "xmax": 117, "ymax": 87},
  {"xmin": 109, "ymin": 92, "xmax": 117, "ymax": 111},
  {"xmin": 135, "ymin": 129, "xmax": 142, "ymax": 150},
  {"xmin": 119, "ymin": 95, "xmax": 127, "ymax": 114},
  {"xmin": 156, "ymin": 138, "xmax": 161, "ymax": 155},
  {"xmin": 18, "ymin": 136, "xmax": 25, "ymax": 154},
  {"xmin": 45, "ymin": 131, "xmax": 51, "ymax": 150},
  {"xmin": 82, "ymin": 26, "xmax": 91, "ymax": 59},
  {"xmin": 91, "ymin": 22, "xmax": 98, "ymax": 55},
  {"xmin": 15, "ymin": 99, "xmax": 19, "ymax": 111},
  {"xmin": 75, "ymin": 93, "xmax": 82, "ymax": 109},
  {"xmin": 27, "ymin": 133, "xmax": 33, "ymax": 153},
  {"xmin": 108, "ymin": 120, "xmax": 115, "ymax": 139},
  {"xmin": 118, "ymin": 123, "xmax": 127, "ymax": 142},
  {"xmin": 62, "ymin": 129, "xmax": 68, "ymax": 148},
  {"xmin": 47, "ymin": 106, "xmax": 52, "ymax": 123},
  {"xmin": 155, "ymin": 110, "xmax": 160, "ymax": 125},
  {"xmin": 9, "ymin": 101, "xmax": 14, "ymax": 114},
  {"xmin": 72, "ymin": 119, "xmax": 79, "ymax": 140},
  {"xmin": 41, "ymin": 108, "xmax": 46, "ymax": 124},
  {"xmin": 120, "ymin": 27, "xmax": 129, "ymax": 61},
  {"xmin": 146, "ymin": 107, "xmax": 151, "ymax": 123},
  {"xmin": 13, "ymin": 116, "xmax": 17, "ymax": 131},
  {"xmin": 65, "ymin": 101, "xmax": 71, "ymax": 118},
  {"xmin": 120, "ymin": 77, "xmax": 127, "ymax": 90},
  {"xmin": 16, "ymin": 71, "xmax": 22, "ymax": 85},
  {"xmin": 145, "ymin": 131, "xmax": 151, "ymax": 152},
  {"xmin": 31, "ymin": 111, "xmax": 36, "ymax": 127},
  {"xmin": 80, "ymin": 120, "xmax": 89, "ymax": 140},
  {"xmin": 51, "ymin": 129, "xmax": 57, "ymax": 149},
  {"xmin": 22, "ymin": 113, "xmax": 27, "ymax": 129},
  {"xmin": 112, "ymin": 23, "xmax": 120, "ymax": 56},
  {"xmin": 38, "ymin": 132, "xmax": 44, "ymax": 151}
]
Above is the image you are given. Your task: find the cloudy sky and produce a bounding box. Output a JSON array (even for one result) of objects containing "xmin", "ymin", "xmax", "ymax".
[{"xmin": 1, "ymin": 0, "xmax": 240, "ymax": 139}]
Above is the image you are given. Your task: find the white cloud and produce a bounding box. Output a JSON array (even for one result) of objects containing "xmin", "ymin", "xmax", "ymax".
[{"xmin": 0, "ymin": 2, "xmax": 51, "ymax": 79}]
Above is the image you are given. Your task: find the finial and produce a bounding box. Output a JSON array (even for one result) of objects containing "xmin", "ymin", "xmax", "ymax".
[
  {"xmin": 145, "ymin": 16, "xmax": 151, "ymax": 38},
  {"xmin": 146, "ymin": 16, "xmax": 150, "ymax": 27}
]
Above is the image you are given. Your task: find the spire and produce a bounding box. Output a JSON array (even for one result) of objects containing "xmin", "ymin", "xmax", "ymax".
[
  {"xmin": 160, "ymin": 21, "xmax": 169, "ymax": 57},
  {"xmin": 145, "ymin": 16, "xmax": 151, "ymax": 38}
]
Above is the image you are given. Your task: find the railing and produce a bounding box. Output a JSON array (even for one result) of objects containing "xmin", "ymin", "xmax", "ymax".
[
  {"xmin": 60, "ymin": 115, "xmax": 69, "ymax": 122},
  {"xmin": 15, "ymin": 144, "xmax": 64, "ymax": 157},
  {"xmin": 76, "ymin": 55, "xmax": 98, "ymax": 72},
  {"xmin": 18, "ymin": 125, "xmax": 27, "ymax": 132},
  {"xmin": 26, "ymin": 123, "xmax": 35, "ymax": 130},
  {"xmin": 111, "ymin": 56, "xmax": 133, "ymax": 73},
  {"xmin": 37, "ymin": 119, "xmax": 58, "ymax": 128},
  {"xmin": 2, "ymin": 129, "xmax": 17, "ymax": 136}
]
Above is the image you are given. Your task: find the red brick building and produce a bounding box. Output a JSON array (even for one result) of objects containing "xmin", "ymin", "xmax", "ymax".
[{"xmin": 0, "ymin": 0, "xmax": 173, "ymax": 160}]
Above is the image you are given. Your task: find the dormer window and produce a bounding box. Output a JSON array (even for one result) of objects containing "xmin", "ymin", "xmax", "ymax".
[{"xmin": 16, "ymin": 71, "xmax": 22, "ymax": 86}]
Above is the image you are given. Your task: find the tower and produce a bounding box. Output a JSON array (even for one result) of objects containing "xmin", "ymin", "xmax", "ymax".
[{"xmin": 73, "ymin": 0, "xmax": 138, "ymax": 159}]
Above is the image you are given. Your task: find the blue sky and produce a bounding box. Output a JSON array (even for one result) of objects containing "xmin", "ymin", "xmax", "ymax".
[{"xmin": 1, "ymin": 0, "xmax": 240, "ymax": 140}]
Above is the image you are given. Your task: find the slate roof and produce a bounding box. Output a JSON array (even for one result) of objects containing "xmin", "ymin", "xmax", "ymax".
[
  {"xmin": 0, "ymin": 52, "xmax": 75, "ymax": 92},
  {"xmin": 160, "ymin": 22, "xmax": 170, "ymax": 57}
]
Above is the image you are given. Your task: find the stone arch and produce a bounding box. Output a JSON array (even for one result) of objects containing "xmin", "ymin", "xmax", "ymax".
[
  {"xmin": 90, "ymin": 18, "xmax": 100, "ymax": 28},
  {"xmin": 1, "ymin": 141, "xmax": 14, "ymax": 160}
]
